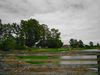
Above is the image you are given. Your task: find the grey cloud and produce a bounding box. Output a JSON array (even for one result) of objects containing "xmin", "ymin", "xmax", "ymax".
[{"xmin": 0, "ymin": 0, "xmax": 100, "ymax": 44}]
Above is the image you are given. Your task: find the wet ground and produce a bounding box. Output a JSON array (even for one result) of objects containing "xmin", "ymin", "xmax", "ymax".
[{"xmin": 0, "ymin": 49, "xmax": 99, "ymax": 75}]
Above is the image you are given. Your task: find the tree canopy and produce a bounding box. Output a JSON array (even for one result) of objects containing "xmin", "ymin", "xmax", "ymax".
[
  {"xmin": 0, "ymin": 19, "xmax": 63, "ymax": 51},
  {"xmin": 69, "ymin": 38, "xmax": 84, "ymax": 48},
  {"xmin": 89, "ymin": 41, "xmax": 93, "ymax": 46}
]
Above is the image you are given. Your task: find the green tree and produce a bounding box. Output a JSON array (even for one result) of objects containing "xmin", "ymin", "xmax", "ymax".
[
  {"xmin": 0, "ymin": 36, "xmax": 14, "ymax": 51},
  {"xmin": 69, "ymin": 38, "xmax": 74, "ymax": 47},
  {"xmin": 19, "ymin": 29, "xmax": 25, "ymax": 46},
  {"xmin": 0, "ymin": 22, "xmax": 8, "ymax": 43},
  {"xmin": 0, "ymin": 19, "xmax": 3, "ymax": 43},
  {"xmin": 12, "ymin": 23, "xmax": 20, "ymax": 45},
  {"xmin": 97, "ymin": 43, "xmax": 99, "ymax": 48},
  {"xmin": 85, "ymin": 45, "xmax": 91, "ymax": 49},
  {"xmin": 89, "ymin": 41, "xmax": 93, "ymax": 46},
  {"xmin": 38, "ymin": 24, "xmax": 50, "ymax": 47},
  {"xmin": 0, "ymin": 18, "xmax": 63, "ymax": 49},
  {"xmin": 0, "ymin": 23, "xmax": 13, "ymax": 42},
  {"xmin": 48, "ymin": 28, "xmax": 63, "ymax": 48},
  {"xmin": 6, "ymin": 23, "xmax": 13, "ymax": 37},
  {"xmin": 20, "ymin": 19, "xmax": 41, "ymax": 47},
  {"xmin": 69, "ymin": 38, "xmax": 79, "ymax": 48},
  {"xmin": 74, "ymin": 39, "xmax": 78, "ymax": 48},
  {"xmin": 1, "ymin": 24, "xmax": 7, "ymax": 40},
  {"xmin": 37, "ymin": 27, "xmax": 63, "ymax": 48},
  {"xmin": 78, "ymin": 40, "xmax": 84, "ymax": 48}
]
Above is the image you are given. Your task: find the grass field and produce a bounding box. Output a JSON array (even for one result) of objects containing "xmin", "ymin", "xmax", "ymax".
[
  {"xmin": 15, "ymin": 56, "xmax": 59, "ymax": 59},
  {"xmin": 25, "ymin": 61, "xmax": 45, "ymax": 64},
  {"xmin": 15, "ymin": 55, "xmax": 59, "ymax": 64}
]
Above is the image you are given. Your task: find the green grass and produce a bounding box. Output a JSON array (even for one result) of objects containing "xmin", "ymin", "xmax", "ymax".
[
  {"xmin": 32, "ymin": 50, "xmax": 66, "ymax": 52},
  {"xmin": 25, "ymin": 61, "xmax": 45, "ymax": 64},
  {"xmin": 15, "ymin": 55, "xmax": 59, "ymax": 64},
  {"xmin": 15, "ymin": 56, "xmax": 48, "ymax": 59},
  {"xmin": 0, "ymin": 48, "xmax": 66, "ymax": 52},
  {"xmin": 15, "ymin": 56, "xmax": 59, "ymax": 59}
]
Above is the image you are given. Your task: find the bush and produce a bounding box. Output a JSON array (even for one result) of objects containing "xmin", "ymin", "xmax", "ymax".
[
  {"xmin": 0, "ymin": 36, "xmax": 15, "ymax": 51},
  {"xmin": 15, "ymin": 45, "xmax": 26, "ymax": 50},
  {"xmin": 0, "ymin": 40, "xmax": 14, "ymax": 51},
  {"xmin": 84, "ymin": 45, "xmax": 91, "ymax": 49}
]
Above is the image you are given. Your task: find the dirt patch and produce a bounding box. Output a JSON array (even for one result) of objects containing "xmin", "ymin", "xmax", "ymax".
[{"xmin": 4, "ymin": 56, "xmax": 30, "ymax": 64}]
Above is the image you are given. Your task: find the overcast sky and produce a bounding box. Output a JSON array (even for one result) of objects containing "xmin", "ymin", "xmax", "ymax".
[{"xmin": 0, "ymin": 0, "xmax": 100, "ymax": 45}]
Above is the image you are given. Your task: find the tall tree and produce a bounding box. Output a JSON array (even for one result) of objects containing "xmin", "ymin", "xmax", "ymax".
[
  {"xmin": 20, "ymin": 19, "xmax": 41, "ymax": 47},
  {"xmin": 97, "ymin": 43, "xmax": 99, "ymax": 48},
  {"xmin": 0, "ymin": 20, "xmax": 9, "ymax": 42},
  {"xmin": 20, "ymin": 20, "xmax": 28, "ymax": 46},
  {"xmin": 78, "ymin": 40, "xmax": 84, "ymax": 48},
  {"xmin": 0, "ymin": 19, "xmax": 3, "ymax": 43},
  {"xmin": 12, "ymin": 23, "xmax": 20, "ymax": 45},
  {"xmin": 47, "ymin": 28, "xmax": 63, "ymax": 48},
  {"xmin": 1, "ymin": 23, "xmax": 13, "ymax": 41},
  {"xmin": 6, "ymin": 23, "xmax": 13, "ymax": 37},
  {"xmin": 38, "ymin": 24, "xmax": 49, "ymax": 47},
  {"xmin": 69, "ymin": 38, "xmax": 84, "ymax": 48},
  {"xmin": 74, "ymin": 39, "xmax": 78, "ymax": 47},
  {"xmin": 69, "ymin": 38, "xmax": 74, "ymax": 47},
  {"xmin": 89, "ymin": 41, "xmax": 93, "ymax": 46},
  {"xmin": 0, "ymin": 18, "xmax": 63, "ymax": 49}
]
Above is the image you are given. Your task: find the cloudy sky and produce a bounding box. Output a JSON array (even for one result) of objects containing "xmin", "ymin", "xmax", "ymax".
[{"xmin": 0, "ymin": 0, "xmax": 100, "ymax": 45}]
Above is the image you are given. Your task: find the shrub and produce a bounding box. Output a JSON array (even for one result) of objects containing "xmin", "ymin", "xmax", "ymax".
[
  {"xmin": 84, "ymin": 45, "xmax": 91, "ymax": 49},
  {"xmin": 15, "ymin": 45, "xmax": 26, "ymax": 50},
  {"xmin": 0, "ymin": 40, "xmax": 14, "ymax": 51}
]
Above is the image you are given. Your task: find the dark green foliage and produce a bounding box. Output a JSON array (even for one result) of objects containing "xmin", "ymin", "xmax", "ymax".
[
  {"xmin": 84, "ymin": 45, "xmax": 91, "ymax": 49},
  {"xmin": 89, "ymin": 41, "xmax": 94, "ymax": 46},
  {"xmin": 14, "ymin": 37, "xmax": 20, "ymax": 46},
  {"xmin": 16, "ymin": 56, "xmax": 48, "ymax": 59},
  {"xmin": 78, "ymin": 40, "xmax": 84, "ymax": 48},
  {"xmin": 0, "ymin": 19, "xmax": 3, "ymax": 42},
  {"xmin": 25, "ymin": 61, "xmax": 45, "ymax": 64},
  {"xmin": 97, "ymin": 43, "xmax": 100, "ymax": 48},
  {"xmin": 47, "ymin": 28, "xmax": 63, "ymax": 48},
  {"xmin": 47, "ymin": 39, "xmax": 63, "ymax": 48},
  {"xmin": 69, "ymin": 38, "xmax": 84, "ymax": 48},
  {"xmin": 0, "ymin": 18, "xmax": 63, "ymax": 51},
  {"xmin": 36, "ymin": 25, "xmax": 63, "ymax": 48},
  {"xmin": 74, "ymin": 39, "xmax": 78, "ymax": 48},
  {"xmin": 69, "ymin": 38, "xmax": 100, "ymax": 49},
  {"xmin": 12, "ymin": 23, "xmax": 20, "ymax": 45},
  {"xmin": 69, "ymin": 38, "xmax": 74, "ymax": 47},
  {"xmin": 0, "ymin": 36, "xmax": 14, "ymax": 51},
  {"xmin": 14, "ymin": 45, "xmax": 26, "ymax": 50},
  {"xmin": 20, "ymin": 19, "xmax": 41, "ymax": 47},
  {"xmin": 0, "ymin": 41, "xmax": 11, "ymax": 51},
  {"xmin": 97, "ymin": 43, "xmax": 99, "ymax": 46},
  {"xmin": 38, "ymin": 24, "xmax": 50, "ymax": 47},
  {"xmin": 69, "ymin": 38, "xmax": 79, "ymax": 48}
]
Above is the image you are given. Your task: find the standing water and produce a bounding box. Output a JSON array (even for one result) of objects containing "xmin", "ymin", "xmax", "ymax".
[{"xmin": 60, "ymin": 49, "xmax": 100, "ymax": 71}]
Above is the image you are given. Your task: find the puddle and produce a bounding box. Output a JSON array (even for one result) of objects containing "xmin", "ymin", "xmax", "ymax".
[
  {"xmin": 60, "ymin": 55, "xmax": 97, "ymax": 59},
  {"xmin": 60, "ymin": 61, "xmax": 97, "ymax": 64},
  {"xmin": 60, "ymin": 49, "xmax": 99, "ymax": 71},
  {"xmin": 84, "ymin": 49, "xmax": 100, "ymax": 51}
]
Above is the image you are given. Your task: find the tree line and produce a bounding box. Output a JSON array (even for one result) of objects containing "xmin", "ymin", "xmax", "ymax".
[
  {"xmin": 69, "ymin": 38, "xmax": 100, "ymax": 49},
  {"xmin": 0, "ymin": 19, "xmax": 63, "ymax": 51}
]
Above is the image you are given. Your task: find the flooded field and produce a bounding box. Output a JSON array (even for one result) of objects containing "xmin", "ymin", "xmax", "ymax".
[
  {"xmin": 60, "ymin": 49, "xmax": 100, "ymax": 72},
  {"xmin": 60, "ymin": 55, "xmax": 98, "ymax": 71}
]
